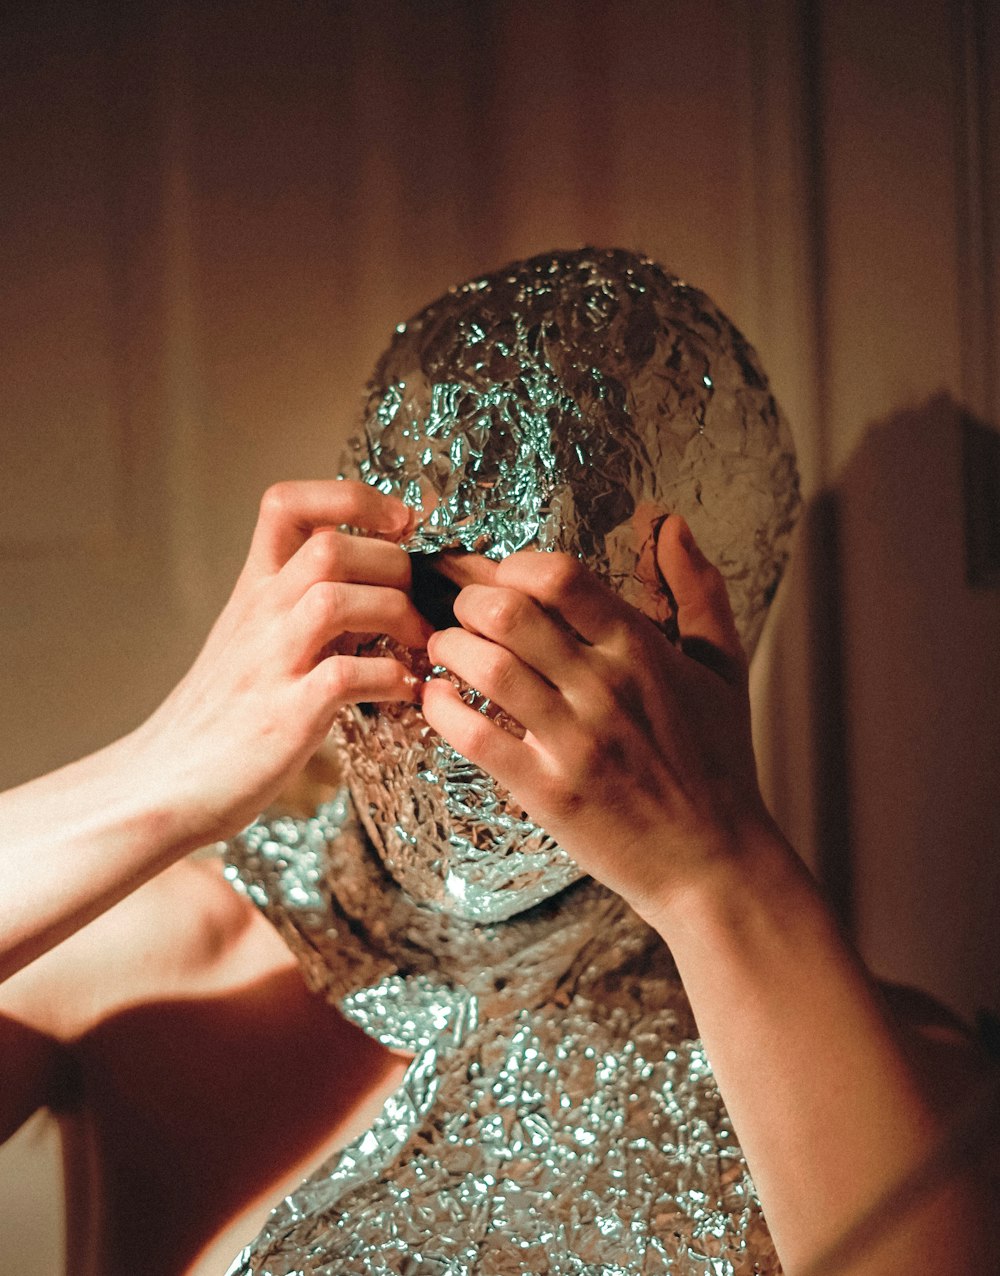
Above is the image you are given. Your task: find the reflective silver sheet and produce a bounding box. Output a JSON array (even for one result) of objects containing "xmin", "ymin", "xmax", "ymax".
[
  {"xmin": 223, "ymin": 795, "xmax": 780, "ymax": 1275},
  {"xmin": 333, "ymin": 247, "xmax": 799, "ymax": 923},
  {"xmin": 223, "ymin": 248, "xmax": 794, "ymax": 1273}
]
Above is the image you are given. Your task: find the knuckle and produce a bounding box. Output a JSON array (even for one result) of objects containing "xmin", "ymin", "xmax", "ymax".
[
  {"xmin": 306, "ymin": 528, "xmax": 343, "ymax": 575},
  {"xmin": 483, "ymin": 647, "xmax": 516, "ymax": 695},
  {"xmin": 309, "ymin": 526, "xmax": 339, "ymax": 558},
  {"xmin": 259, "ymin": 481, "xmax": 293, "ymax": 521},
  {"xmin": 336, "ymin": 477, "xmax": 367, "ymax": 504},
  {"xmin": 483, "ymin": 590, "xmax": 524, "ymax": 635},
  {"xmin": 544, "ymin": 774, "xmax": 587, "ymax": 822},
  {"xmin": 383, "ymin": 587, "xmax": 412, "ymax": 627},
  {"xmin": 304, "ymin": 579, "xmax": 341, "ymax": 625},
  {"xmin": 318, "ymin": 659, "xmax": 352, "ymax": 702},
  {"xmin": 537, "ymin": 551, "xmax": 583, "ymax": 595},
  {"xmin": 452, "ymin": 713, "xmax": 492, "ymax": 761}
]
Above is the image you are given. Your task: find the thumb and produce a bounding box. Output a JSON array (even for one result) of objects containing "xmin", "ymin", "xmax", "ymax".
[{"xmin": 655, "ymin": 515, "xmax": 747, "ymax": 686}]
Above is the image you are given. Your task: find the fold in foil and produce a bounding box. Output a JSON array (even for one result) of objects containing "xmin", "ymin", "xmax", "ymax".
[
  {"xmin": 223, "ymin": 249, "xmax": 797, "ymax": 1272},
  {"xmin": 224, "ymin": 794, "xmax": 780, "ymax": 1275},
  {"xmin": 333, "ymin": 248, "xmax": 799, "ymax": 922},
  {"xmin": 347, "ymin": 247, "xmax": 797, "ymax": 649}
]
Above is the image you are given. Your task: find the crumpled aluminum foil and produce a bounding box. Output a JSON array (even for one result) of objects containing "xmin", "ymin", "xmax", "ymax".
[
  {"xmin": 222, "ymin": 249, "xmax": 797, "ymax": 1274},
  {"xmin": 224, "ymin": 793, "xmax": 780, "ymax": 1275},
  {"xmin": 335, "ymin": 247, "xmax": 799, "ymax": 922}
]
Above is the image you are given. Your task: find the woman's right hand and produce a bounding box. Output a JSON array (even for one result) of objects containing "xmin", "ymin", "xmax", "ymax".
[{"xmin": 132, "ymin": 479, "xmax": 429, "ymax": 845}]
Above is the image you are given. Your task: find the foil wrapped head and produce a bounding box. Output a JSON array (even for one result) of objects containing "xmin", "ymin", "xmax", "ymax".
[{"xmin": 335, "ymin": 247, "xmax": 799, "ymax": 923}]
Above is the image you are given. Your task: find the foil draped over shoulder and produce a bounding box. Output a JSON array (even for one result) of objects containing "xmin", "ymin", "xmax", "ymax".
[
  {"xmin": 223, "ymin": 795, "xmax": 781, "ymax": 1275},
  {"xmin": 221, "ymin": 249, "xmax": 795, "ymax": 1273}
]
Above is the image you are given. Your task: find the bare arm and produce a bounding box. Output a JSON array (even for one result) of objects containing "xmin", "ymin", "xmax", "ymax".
[
  {"xmin": 420, "ymin": 516, "xmax": 990, "ymax": 1275},
  {"xmin": 0, "ymin": 480, "xmax": 429, "ymax": 984}
]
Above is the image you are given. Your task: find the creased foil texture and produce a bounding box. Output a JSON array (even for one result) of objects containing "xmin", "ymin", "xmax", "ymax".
[
  {"xmin": 334, "ymin": 248, "xmax": 799, "ymax": 923},
  {"xmin": 222, "ymin": 249, "xmax": 796, "ymax": 1273},
  {"xmin": 224, "ymin": 795, "xmax": 780, "ymax": 1275}
]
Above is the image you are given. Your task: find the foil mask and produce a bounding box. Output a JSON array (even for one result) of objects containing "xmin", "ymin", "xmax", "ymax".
[
  {"xmin": 335, "ymin": 247, "xmax": 799, "ymax": 923},
  {"xmin": 223, "ymin": 249, "xmax": 799, "ymax": 1275}
]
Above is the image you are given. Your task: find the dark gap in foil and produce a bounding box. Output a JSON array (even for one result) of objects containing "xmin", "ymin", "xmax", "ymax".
[{"xmin": 410, "ymin": 552, "xmax": 462, "ymax": 630}]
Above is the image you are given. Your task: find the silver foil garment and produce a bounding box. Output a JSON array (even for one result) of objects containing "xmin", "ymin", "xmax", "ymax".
[
  {"xmin": 222, "ymin": 249, "xmax": 798, "ymax": 1273},
  {"xmin": 223, "ymin": 793, "xmax": 780, "ymax": 1275},
  {"xmin": 334, "ymin": 248, "xmax": 800, "ymax": 922}
]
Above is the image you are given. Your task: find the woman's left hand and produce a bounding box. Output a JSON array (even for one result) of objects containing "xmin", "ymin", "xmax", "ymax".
[{"xmin": 420, "ymin": 515, "xmax": 774, "ymax": 924}]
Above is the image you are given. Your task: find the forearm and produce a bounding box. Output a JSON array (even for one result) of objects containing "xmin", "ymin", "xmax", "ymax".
[
  {"xmin": 394, "ymin": 525, "xmax": 989, "ymax": 1267},
  {"xmin": 0, "ymin": 730, "xmax": 202, "ymax": 982},
  {"xmin": 645, "ymin": 822, "xmax": 982, "ymax": 1275},
  {"xmin": 0, "ymin": 483, "xmax": 420, "ymax": 986}
]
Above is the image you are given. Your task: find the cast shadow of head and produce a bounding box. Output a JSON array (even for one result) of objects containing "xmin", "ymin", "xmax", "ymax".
[
  {"xmin": 759, "ymin": 392, "xmax": 999, "ymax": 1021},
  {"xmin": 751, "ymin": 392, "xmax": 1000, "ymax": 1269}
]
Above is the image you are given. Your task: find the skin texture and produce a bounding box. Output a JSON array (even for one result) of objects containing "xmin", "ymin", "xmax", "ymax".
[
  {"xmin": 0, "ymin": 480, "xmax": 993, "ymax": 1274},
  {"xmin": 0, "ymin": 480, "xmax": 429, "ymax": 984},
  {"xmin": 420, "ymin": 517, "xmax": 992, "ymax": 1275},
  {"xmin": 1, "ymin": 855, "xmax": 412, "ymax": 1276},
  {"xmin": 421, "ymin": 515, "xmax": 762, "ymax": 922}
]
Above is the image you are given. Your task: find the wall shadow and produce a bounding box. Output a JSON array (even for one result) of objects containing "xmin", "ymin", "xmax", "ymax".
[{"xmin": 762, "ymin": 393, "xmax": 1000, "ymax": 1020}]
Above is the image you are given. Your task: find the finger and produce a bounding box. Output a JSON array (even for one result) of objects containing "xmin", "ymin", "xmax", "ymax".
[
  {"xmin": 412, "ymin": 552, "xmax": 501, "ymax": 629},
  {"xmin": 655, "ymin": 515, "xmax": 747, "ymax": 686},
  {"xmin": 275, "ymin": 528, "xmax": 412, "ymax": 606},
  {"xmin": 427, "ymin": 626, "xmax": 568, "ymax": 736},
  {"xmin": 630, "ymin": 504, "xmax": 680, "ymax": 639},
  {"xmin": 430, "ymin": 552, "xmax": 501, "ymax": 589},
  {"xmin": 420, "ymin": 676, "xmax": 532, "ymax": 790},
  {"xmin": 288, "ymin": 581, "xmax": 432, "ymax": 670},
  {"xmin": 493, "ymin": 551, "xmax": 634, "ymax": 646},
  {"xmin": 248, "ymin": 480, "xmax": 411, "ymax": 573},
  {"xmin": 451, "ymin": 583, "xmax": 587, "ymax": 689},
  {"xmin": 305, "ymin": 655, "xmax": 420, "ymax": 714}
]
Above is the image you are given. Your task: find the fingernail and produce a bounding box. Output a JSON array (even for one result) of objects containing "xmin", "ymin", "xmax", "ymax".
[
  {"xmin": 384, "ymin": 500, "xmax": 411, "ymax": 537},
  {"xmin": 675, "ymin": 518, "xmax": 694, "ymax": 552}
]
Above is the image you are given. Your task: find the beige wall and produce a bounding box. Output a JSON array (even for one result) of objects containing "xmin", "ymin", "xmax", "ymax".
[{"xmin": 1, "ymin": 1, "xmax": 998, "ymax": 1270}]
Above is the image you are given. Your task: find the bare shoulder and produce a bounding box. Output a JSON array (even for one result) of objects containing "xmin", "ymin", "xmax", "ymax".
[
  {"xmin": 881, "ymin": 982, "xmax": 1000, "ymax": 1230},
  {"xmin": 879, "ymin": 981, "xmax": 997, "ymax": 1107},
  {"xmin": 1, "ymin": 855, "xmax": 289, "ymax": 1044}
]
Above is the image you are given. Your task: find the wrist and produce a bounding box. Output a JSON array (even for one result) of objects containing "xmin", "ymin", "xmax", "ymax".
[
  {"xmin": 631, "ymin": 811, "xmax": 811, "ymax": 943},
  {"xmin": 0, "ymin": 731, "xmax": 213, "ymax": 980},
  {"xmin": 114, "ymin": 724, "xmax": 225, "ymax": 861}
]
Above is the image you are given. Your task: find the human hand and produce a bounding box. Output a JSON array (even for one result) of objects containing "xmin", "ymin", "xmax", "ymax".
[
  {"xmin": 133, "ymin": 480, "xmax": 430, "ymax": 846},
  {"xmin": 420, "ymin": 516, "xmax": 774, "ymax": 925}
]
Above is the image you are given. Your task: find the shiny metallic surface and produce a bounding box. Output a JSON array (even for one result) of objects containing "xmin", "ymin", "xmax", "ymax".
[
  {"xmin": 334, "ymin": 248, "xmax": 799, "ymax": 922},
  {"xmin": 223, "ymin": 250, "xmax": 796, "ymax": 1272},
  {"xmin": 224, "ymin": 795, "xmax": 780, "ymax": 1275}
]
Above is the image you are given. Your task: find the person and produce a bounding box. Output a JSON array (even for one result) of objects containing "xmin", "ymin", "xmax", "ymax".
[
  {"xmin": 222, "ymin": 249, "xmax": 994, "ymax": 1275},
  {"xmin": 0, "ymin": 250, "xmax": 991, "ymax": 1276}
]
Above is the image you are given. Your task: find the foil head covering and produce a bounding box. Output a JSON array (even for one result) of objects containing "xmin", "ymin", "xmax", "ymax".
[
  {"xmin": 336, "ymin": 247, "xmax": 799, "ymax": 924},
  {"xmin": 221, "ymin": 251, "xmax": 797, "ymax": 1274}
]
